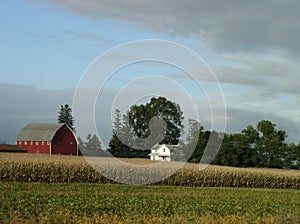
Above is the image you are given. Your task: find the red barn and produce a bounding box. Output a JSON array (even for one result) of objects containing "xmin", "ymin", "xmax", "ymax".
[{"xmin": 16, "ymin": 123, "xmax": 78, "ymax": 156}]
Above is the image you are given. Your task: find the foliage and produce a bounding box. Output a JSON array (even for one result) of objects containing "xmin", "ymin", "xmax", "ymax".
[
  {"xmin": 57, "ymin": 104, "xmax": 75, "ymax": 132},
  {"xmin": 1, "ymin": 182, "xmax": 300, "ymax": 224},
  {"xmin": 184, "ymin": 119, "xmax": 300, "ymax": 169},
  {"xmin": 127, "ymin": 97, "xmax": 184, "ymax": 145},
  {"xmin": 256, "ymin": 120, "xmax": 288, "ymax": 168},
  {"xmin": 181, "ymin": 119, "xmax": 209, "ymax": 163},
  {"xmin": 78, "ymin": 134, "xmax": 107, "ymax": 157},
  {"xmin": 109, "ymin": 97, "xmax": 184, "ymax": 158}
]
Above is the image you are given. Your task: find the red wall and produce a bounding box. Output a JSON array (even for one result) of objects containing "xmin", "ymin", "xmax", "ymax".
[
  {"xmin": 16, "ymin": 125, "xmax": 78, "ymax": 156},
  {"xmin": 17, "ymin": 141, "xmax": 51, "ymax": 154},
  {"xmin": 52, "ymin": 126, "xmax": 78, "ymax": 156}
]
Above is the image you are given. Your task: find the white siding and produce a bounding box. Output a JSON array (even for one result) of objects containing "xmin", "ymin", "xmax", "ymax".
[{"xmin": 149, "ymin": 144, "xmax": 174, "ymax": 161}]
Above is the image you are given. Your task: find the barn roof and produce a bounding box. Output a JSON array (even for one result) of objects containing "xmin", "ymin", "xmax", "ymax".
[{"xmin": 16, "ymin": 123, "xmax": 67, "ymax": 141}]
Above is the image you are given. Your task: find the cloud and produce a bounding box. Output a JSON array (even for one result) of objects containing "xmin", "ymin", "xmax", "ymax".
[
  {"xmin": 214, "ymin": 52, "xmax": 300, "ymax": 94},
  {"xmin": 4, "ymin": 0, "xmax": 296, "ymax": 147},
  {"xmin": 65, "ymin": 30, "xmax": 110, "ymax": 43},
  {"xmin": 2, "ymin": 83, "xmax": 300, "ymax": 146},
  {"xmin": 46, "ymin": 0, "xmax": 300, "ymax": 56}
]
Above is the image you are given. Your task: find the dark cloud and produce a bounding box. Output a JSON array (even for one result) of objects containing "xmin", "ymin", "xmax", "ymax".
[
  {"xmin": 1, "ymin": 83, "xmax": 299, "ymax": 145},
  {"xmin": 213, "ymin": 53, "xmax": 300, "ymax": 94}
]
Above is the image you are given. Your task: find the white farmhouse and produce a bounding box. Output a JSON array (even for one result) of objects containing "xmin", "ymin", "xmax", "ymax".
[{"xmin": 149, "ymin": 144, "xmax": 177, "ymax": 161}]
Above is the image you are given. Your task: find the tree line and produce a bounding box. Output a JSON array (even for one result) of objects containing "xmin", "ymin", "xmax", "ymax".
[
  {"xmin": 58, "ymin": 100, "xmax": 300, "ymax": 169},
  {"xmin": 182, "ymin": 119, "xmax": 300, "ymax": 169}
]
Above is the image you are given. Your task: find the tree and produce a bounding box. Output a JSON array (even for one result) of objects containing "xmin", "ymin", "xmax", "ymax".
[
  {"xmin": 213, "ymin": 133, "xmax": 235, "ymax": 166},
  {"xmin": 256, "ymin": 120, "xmax": 287, "ymax": 168},
  {"xmin": 285, "ymin": 142, "xmax": 300, "ymax": 169},
  {"xmin": 57, "ymin": 104, "xmax": 75, "ymax": 132},
  {"xmin": 77, "ymin": 137, "xmax": 85, "ymax": 156},
  {"xmin": 183, "ymin": 119, "xmax": 209, "ymax": 163},
  {"xmin": 128, "ymin": 97, "xmax": 184, "ymax": 146},
  {"xmin": 229, "ymin": 125, "xmax": 260, "ymax": 167},
  {"xmin": 85, "ymin": 134, "xmax": 102, "ymax": 151},
  {"xmin": 108, "ymin": 97, "xmax": 184, "ymax": 158},
  {"xmin": 108, "ymin": 110, "xmax": 131, "ymax": 157},
  {"xmin": 78, "ymin": 133, "xmax": 106, "ymax": 157},
  {"xmin": 108, "ymin": 110, "xmax": 150, "ymax": 158}
]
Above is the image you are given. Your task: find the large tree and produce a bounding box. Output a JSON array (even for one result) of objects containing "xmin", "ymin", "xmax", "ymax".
[
  {"xmin": 57, "ymin": 104, "xmax": 75, "ymax": 132},
  {"xmin": 127, "ymin": 97, "xmax": 184, "ymax": 146},
  {"xmin": 256, "ymin": 120, "xmax": 287, "ymax": 168},
  {"xmin": 108, "ymin": 97, "xmax": 184, "ymax": 158}
]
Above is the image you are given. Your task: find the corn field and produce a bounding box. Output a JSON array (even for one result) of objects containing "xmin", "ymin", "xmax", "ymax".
[{"xmin": 0, "ymin": 153, "xmax": 299, "ymax": 188}]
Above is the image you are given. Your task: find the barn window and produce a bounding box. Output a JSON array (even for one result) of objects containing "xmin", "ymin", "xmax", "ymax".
[
  {"xmin": 24, "ymin": 141, "xmax": 27, "ymax": 145},
  {"xmin": 47, "ymin": 142, "xmax": 50, "ymax": 145},
  {"xmin": 36, "ymin": 142, "xmax": 39, "ymax": 145},
  {"xmin": 30, "ymin": 141, "xmax": 33, "ymax": 145},
  {"xmin": 56, "ymin": 141, "xmax": 61, "ymax": 145},
  {"xmin": 41, "ymin": 141, "xmax": 44, "ymax": 146},
  {"xmin": 70, "ymin": 141, "xmax": 73, "ymax": 145}
]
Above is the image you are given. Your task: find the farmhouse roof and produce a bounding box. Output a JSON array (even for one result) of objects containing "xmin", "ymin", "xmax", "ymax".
[
  {"xmin": 150, "ymin": 144, "xmax": 161, "ymax": 150},
  {"xmin": 16, "ymin": 123, "xmax": 67, "ymax": 141},
  {"xmin": 150, "ymin": 144, "xmax": 177, "ymax": 150}
]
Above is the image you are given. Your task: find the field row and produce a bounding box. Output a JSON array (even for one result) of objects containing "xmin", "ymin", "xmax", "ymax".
[
  {"xmin": 1, "ymin": 153, "xmax": 300, "ymax": 188},
  {"xmin": 1, "ymin": 182, "xmax": 300, "ymax": 224}
]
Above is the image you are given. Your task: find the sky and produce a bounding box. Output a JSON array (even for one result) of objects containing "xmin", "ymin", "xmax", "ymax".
[{"xmin": 1, "ymin": 0, "xmax": 300, "ymax": 147}]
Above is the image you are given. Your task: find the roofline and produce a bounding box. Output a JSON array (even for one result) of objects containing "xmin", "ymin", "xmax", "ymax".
[{"xmin": 57, "ymin": 124, "xmax": 79, "ymax": 156}]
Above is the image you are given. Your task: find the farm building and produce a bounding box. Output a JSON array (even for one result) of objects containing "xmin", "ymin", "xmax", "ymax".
[
  {"xmin": 0, "ymin": 144, "xmax": 27, "ymax": 153},
  {"xmin": 16, "ymin": 123, "xmax": 78, "ymax": 156},
  {"xmin": 149, "ymin": 144, "xmax": 177, "ymax": 161}
]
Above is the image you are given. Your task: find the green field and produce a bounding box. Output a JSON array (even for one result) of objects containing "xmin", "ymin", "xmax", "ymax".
[
  {"xmin": 0, "ymin": 153, "xmax": 300, "ymax": 223},
  {"xmin": 1, "ymin": 182, "xmax": 300, "ymax": 224}
]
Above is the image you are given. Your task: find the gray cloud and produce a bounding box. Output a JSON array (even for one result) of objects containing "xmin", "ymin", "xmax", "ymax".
[
  {"xmin": 6, "ymin": 1, "xmax": 300, "ymax": 143},
  {"xmin": 43, "ymin": 0, "xmax": 300, "ymax": 103},
  {"xmin": 1, "ymin": 83, "xmax": 300, "ymax": 145},
  {"xmin": 46, "ymin": 0, "xmax": 300, "ymax": 56},
  {"xmin": 214, "ymin": 52, "xmax": 300, "ymax": 94}
]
